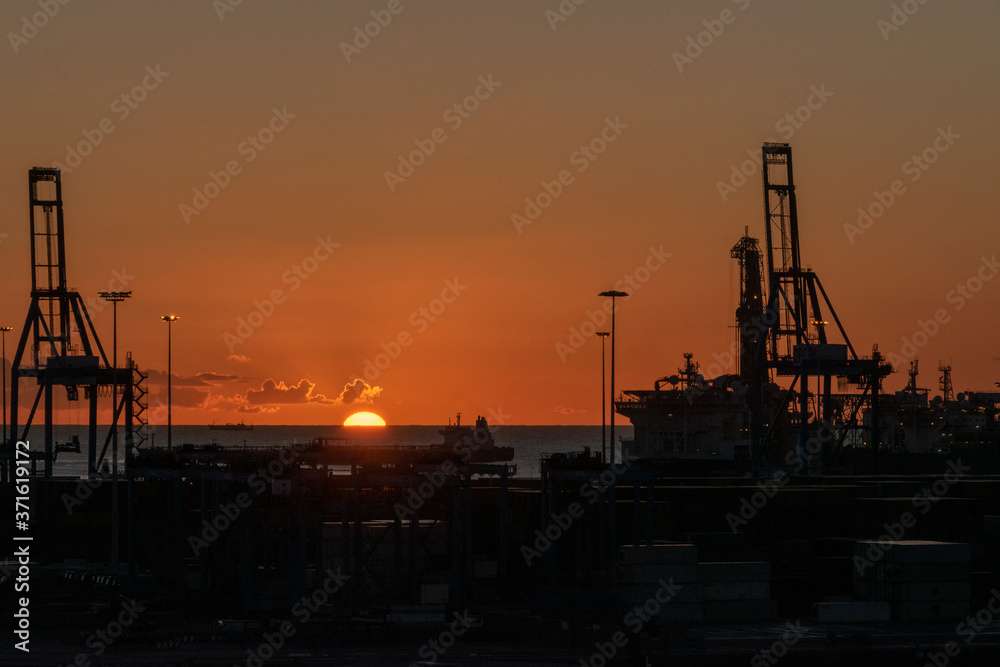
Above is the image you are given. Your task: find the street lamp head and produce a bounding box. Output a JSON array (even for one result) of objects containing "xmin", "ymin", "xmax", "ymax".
[
  {"xmin": 599, "ymin": 290, "xmax": 629, "ymax": 298},
  {"xmin": 597, "ymin": 331, "xmax": 610, "ymax": 338},
  {"xmin": 0, "ymin": 326, "xmax": 11, "ymax": 333},
  {"xmin": 98, "ymin": 291, "xmax": 132, "ymax": 303},
  {"xmin": 160, "ymin": 315, "xmax": 179, "ymax": 323}
]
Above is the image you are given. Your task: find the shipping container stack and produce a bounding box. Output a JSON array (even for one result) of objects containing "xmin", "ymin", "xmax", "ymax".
[
  {"xmin": 614, "ymin": 543, "xmax": 776, "ymax": 624},
  {"xmin": 853, "ymin": 539, "xmax": 971, "ymax": 622}
]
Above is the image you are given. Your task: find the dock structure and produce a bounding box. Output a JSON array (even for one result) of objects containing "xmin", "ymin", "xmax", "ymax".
[
  {"xmin": 2, "ymin": 168, "xmax": 148, "ymax": 483},
  {"xmin": 107, "ymin": 440, "xmax": 516, "ymax": 613},
  {"xmin": 752, "ymin": 144, "xmax": 894, "ymax": 471},
  {"xmin": 8, "ymin": 428, "xmax": 1000, "ymax": 664}
]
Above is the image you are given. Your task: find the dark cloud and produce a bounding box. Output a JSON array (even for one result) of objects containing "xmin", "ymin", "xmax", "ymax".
[
  {"xmin": 236, "ymin": 404, "xmax": 278, "ymax": 414},
  {"xmin": 148, "ymin": 373, "xmax": 383, "ymax": 415},
  {"xmin": 147, "ymin": 369, "xmax": 208, "ymax": 387},
  {"xmin": 173, "ymin": 387, "xmax": 210, "ymax": 408},
  {"xmin": 149, "ymin": 385, "xmax": 208, "ymax": 408},
  {"xmin": 148, "ymin": 369, "xmax": 242, "ymax": 387},
  {"xmin": 338, "ymin": 379, "xmax": 382, "ymax": 405},
  {"xmin": 245, "ymin": 379, "xmax": 336, "ymax": 405},
  {"xmin": 195, "ymin": 372, "xmax": 239, "ymax": 384}
]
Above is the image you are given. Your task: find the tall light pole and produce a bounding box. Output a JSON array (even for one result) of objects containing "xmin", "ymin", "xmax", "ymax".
[
  {"xmin": 598, "ymin": 291, "xmax": 628, "ymax": 464},
  {"xmin": 597, "ymin": 332, "xmax": 609, "ymax": 463},
  {"xmin": 1, "ymin": 326, "xmax": 11, "ymax": 446},
  {"xmin": 160, "ymin": 315, "xmax": 179, "ymax": 450},
  {"xmin": 100, "ymin": 291, "xmax": 130, "ymax": 575}
]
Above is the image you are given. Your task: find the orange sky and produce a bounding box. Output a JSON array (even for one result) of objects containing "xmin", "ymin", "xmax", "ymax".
[{"xmin": 1, "ymin": 1, "xmax": 998, "ymax": 426}]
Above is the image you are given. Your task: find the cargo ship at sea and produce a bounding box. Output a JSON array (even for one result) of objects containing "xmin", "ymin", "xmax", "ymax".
[{"xmin": 209, "ymin": 420, "xmax": 254, "ymax": 431}]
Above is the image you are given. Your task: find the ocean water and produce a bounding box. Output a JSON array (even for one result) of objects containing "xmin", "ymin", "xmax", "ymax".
[{"xmin": 18, "ymin": 424, "xmax": 633, "ymax": 480}]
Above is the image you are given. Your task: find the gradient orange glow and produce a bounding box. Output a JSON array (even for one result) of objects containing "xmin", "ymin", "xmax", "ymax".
[{"xmin": 1, "ymin": 2, "xmax": 997, "ymax": 426}]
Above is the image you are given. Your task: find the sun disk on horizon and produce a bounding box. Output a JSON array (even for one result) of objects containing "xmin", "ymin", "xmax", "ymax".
[{"xmin": 343, "ymin": 411, "xmax": 386, "ymax": 426}]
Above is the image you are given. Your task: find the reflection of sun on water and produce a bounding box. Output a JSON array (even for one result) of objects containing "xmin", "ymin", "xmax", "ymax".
[{"xmin": 343, "ymin": 411, "xmax": 386, "ymax": 426}]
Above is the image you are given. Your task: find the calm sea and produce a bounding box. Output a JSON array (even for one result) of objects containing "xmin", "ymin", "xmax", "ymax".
[{"xmin": 18, "ymin": 424, "xmax": 633, "ymax": 480}]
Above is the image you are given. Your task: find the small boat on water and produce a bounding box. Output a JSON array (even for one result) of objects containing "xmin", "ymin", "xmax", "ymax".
[
  {"xmin": 55, "ymin": 435, "xmax": 82, "ymax": 453},
  {"xmin": 52, "ymin": 435, "xmax": 82, "ymax": 460},
  {"xmin": 209, "ymin": 420, "xmax": 254, "ymax": 431}
]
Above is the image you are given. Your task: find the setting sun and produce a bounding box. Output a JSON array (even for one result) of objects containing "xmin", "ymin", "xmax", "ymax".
[{"xmin": 343, "ymin": 411, "xmax": 387, "ymax": 426}]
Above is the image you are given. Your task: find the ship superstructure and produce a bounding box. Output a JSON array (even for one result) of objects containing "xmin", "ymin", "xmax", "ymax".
[{"xmin": 618, "ymin": 144, "xmax": 894, "ymax": 473}]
